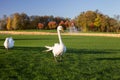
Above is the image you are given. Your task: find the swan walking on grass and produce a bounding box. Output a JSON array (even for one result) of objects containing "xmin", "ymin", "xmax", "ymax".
[
  {"xmin": 4, "ymin": 37, "xmax": 15, "ymax": 50},
  {"xmin": 45, "ymin": 25, "xmax": 66, "ymax": 62}
]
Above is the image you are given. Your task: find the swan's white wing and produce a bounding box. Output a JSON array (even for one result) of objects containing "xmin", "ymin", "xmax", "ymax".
[
  {"xmin": 8, "ymin": 37, "xmax": 14, "ymax": 48},
  {"xmin": 3, "ymin": 38, "xmax": 9, "ymax": 49},
  {"xmin": 44, "ymin": 43, "xmax": 59, "ymax": 52},
  {"xmin": 52, "ymin": 43, "xmax": 60, "ymax": 57},
  {"xmin": 52, "ymin": 43, "xmax": 66, "ymax": 57},
  {"xmin": 44, "ymin": 46, "xmax": 53, "ymax": 52}
]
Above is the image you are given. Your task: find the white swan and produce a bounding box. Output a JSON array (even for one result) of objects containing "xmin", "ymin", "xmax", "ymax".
[
  {"xmin": 4, "ymin": 37, "xmax": 15, "ymax": 50},
  {"xmin": 45, "ymin": 26, "xmax": 66, "ymax": 62}
]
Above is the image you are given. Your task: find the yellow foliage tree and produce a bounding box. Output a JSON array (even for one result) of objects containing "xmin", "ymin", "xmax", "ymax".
[
  {"xmin": 94, "ymin": 15, "xmax": 101, "ymax": 27},
  {"xmin": 12, "ymin": 13, "xmax": 20, "ymax": 30},
  {"xmin": 6, "ymin": 17, "xmax": 12, "ymax": 30}
]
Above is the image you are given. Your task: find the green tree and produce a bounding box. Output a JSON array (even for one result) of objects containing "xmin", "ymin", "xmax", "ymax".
[
  {"xmin": 20, "ymin": 13, "xmax": 30, "ymax": 29},
  {"xmin": 0, "ymin": 15, "xmax": 7, "ymax": 30},
  {"xmin": 114, "ymin": 15, "xmax": 120, "ymax": 32}
]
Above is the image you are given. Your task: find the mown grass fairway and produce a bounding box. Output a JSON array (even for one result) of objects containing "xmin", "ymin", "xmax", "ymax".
[{"xmin": 0, "ymin": 34, "xmax": 120, "ymax": 80}]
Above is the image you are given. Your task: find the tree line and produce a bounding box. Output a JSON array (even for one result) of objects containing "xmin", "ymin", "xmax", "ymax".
[
  {"xmin": 0, "ymin": 10, "xmax": 120, "ymax": 32},
  {"xmin": 0, "ymin": 13, "xmax": 71, "ymax": 30},
  {"xmin": 75, "ymin": 10, "xmax": 120, "ymax": 32}
]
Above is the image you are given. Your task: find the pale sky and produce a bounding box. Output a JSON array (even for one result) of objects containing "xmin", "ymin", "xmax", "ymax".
[{"xmin": 0, "ymin": 0, "xmax": 120, "ymax": 19}]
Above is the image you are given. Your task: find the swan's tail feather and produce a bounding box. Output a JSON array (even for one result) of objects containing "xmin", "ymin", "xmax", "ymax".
[{"xmin": 44, "ymin": 46, "xmax": 53, "ymax": 52}]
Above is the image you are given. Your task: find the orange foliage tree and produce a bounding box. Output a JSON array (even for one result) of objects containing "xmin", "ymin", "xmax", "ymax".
[
  {"xmin": 64, "ymin": 20, "xmax": 71, "ymax": 28},
  {"xmin": 59, "ymin": 20, "xmax": 67, "ymax": 29},
  {"xmin": 38, "ymin": 23, "xmax": 44, "ymax": 29},
  {"xmin": 48, "ymin": 21, "xmax": 57, "ymax": 29}
]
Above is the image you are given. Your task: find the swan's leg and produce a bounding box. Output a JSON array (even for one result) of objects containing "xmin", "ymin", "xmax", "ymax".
[
  {"xmin": 54, "ymin": 57, "xmax": 57, "ymax": 62},
  {"xmin": 60, "ymin": 56, "xmax": 62, "ymax": 60},
  {"xmin": 6, "ymin": 48, "xmax": 8, "ymax": 51},
  {"xmin": 60, "ymin": 56, "xmax": 63, "ymax": 62}
]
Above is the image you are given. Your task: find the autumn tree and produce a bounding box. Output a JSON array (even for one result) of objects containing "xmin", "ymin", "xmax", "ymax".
[
  {"xmin": 59, "ymin": 20, "xmax": 66, "ymax": 29},
  {"xmin": 1, "ymin": 10, "xmax": 119, "ymax": 32},
  {"xmin": 12, "ymin": 13, "xmax": 20, "ymax": 30},
  {"xmin": 94, "ymin": 14, "xmax": 101, "ymax": 31},
  {"xmin": 107, "ymin": 18, "xmax": 118, "ymax": 32},
  {"xmin": 48, "ymin": 21, "xmax": 57, "ymax": 29},
  {"xmin": 74, "ymin": 10, "xmax": 119, "ymax": 32},
  {"xmin": 38, "ymin": 23, "xmax": 44, "ymax": 29},
  {"xmin": 99, "ymin": 15, "xmax": 109, "ymax": 32},
  {"xmin": 75, "ymin": 12, "xmax": 88, "ymax": 32},
  {"xmin": 6, "ymin": 17, "xmax": 12, "ymax": 30},
  {"xmin": 64, "ymin": 20, "xmax": 71, "ymax": 28}
]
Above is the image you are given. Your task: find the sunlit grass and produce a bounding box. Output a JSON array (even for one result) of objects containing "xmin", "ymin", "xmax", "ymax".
[{"xmin": 0, "ymin": 34, "xmax": 120, "ymax": 80}]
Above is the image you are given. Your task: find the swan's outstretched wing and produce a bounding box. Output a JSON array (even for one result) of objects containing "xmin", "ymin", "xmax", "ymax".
[
  {"xmin": 44, "ymin": 46, "xmax": 53, "ymax": 52},
  {"xmin": 44, "ymin": 43, "xmax": 59, "ymax": 52}
]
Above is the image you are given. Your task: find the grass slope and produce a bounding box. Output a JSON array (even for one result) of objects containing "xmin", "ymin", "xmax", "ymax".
[{"xmin": 0, "ymin": 34, "xmax": 120, "ymax": 80}]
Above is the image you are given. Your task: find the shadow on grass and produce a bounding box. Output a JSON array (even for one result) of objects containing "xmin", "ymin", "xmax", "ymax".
[
  {"xmin": 1, "ymin": 46, "xmax": 120, "ymax": 62},
  {"xmin": 0, "ymin": 46, "xmax": 5, "ymax": 49},
  {"xmin": 15, "ymin": 46, "xmax": 46, "ymax": 52},
  {"xmin": 96, "ymin": 58, "xmax": 120, "ymax": 60},
  {"xmin": 0, "ymin": 46, "xmax": 45, "ymax": 53},
  {"xmin": 1, "ymin": 45, "xmax": 120, "ymax": 54},
  {"xmin": 14, "ymin": 38, "xmax": 55, "ymax": 41},
  {"xmin": 0, "ymin": 39, "xmax": 5, "ymax": 41},
  {"xmin": 67, "ymin": 48, "xmax": 120, "ymax": 54},
  {"xmin": 0, "ymin": 37, "xmax": 56, "ymax": 42}
]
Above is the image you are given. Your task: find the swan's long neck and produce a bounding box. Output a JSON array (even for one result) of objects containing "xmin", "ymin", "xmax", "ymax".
[{"xmin": 57, "ymin": 29, "xmax": 63, "ymax": 44}]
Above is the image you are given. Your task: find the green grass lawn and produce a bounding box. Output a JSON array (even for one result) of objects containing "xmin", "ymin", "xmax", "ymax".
[{"xmin": 0, "ymin": 34, "xmax": 120, "ymax": 80}]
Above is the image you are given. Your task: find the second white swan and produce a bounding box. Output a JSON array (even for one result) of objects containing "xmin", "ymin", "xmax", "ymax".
[{"xmin": 4, "ymin": 37, "xmax": 15, "ymax": 50}]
